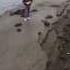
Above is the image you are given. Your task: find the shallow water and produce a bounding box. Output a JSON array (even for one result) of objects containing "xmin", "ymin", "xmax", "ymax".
[{"xmin": 0, "ymin": 0, "xmax": 22, "ymax": 15}]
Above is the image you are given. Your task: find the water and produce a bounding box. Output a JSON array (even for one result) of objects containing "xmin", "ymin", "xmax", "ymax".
[
  {"xmin": 0, "ymin": 0, "xmax": 22, "ymax": 15},
  {"xmin": 0, "ymin": 0, "xmax": 67, "ymax": 15}
]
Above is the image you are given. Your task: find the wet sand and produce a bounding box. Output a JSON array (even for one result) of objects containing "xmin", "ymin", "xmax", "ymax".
[{"xmin": 0, "ymin": 0, "xmax": 67, "ymax": 70}]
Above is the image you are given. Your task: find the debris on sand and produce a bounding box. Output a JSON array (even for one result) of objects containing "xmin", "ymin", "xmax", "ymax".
[
  {"xmin": 41, "ymin": 19, "xmax": 50, "ymax": 27},
  {"xmin": 31, "ymin": 9, "xmax": 38, "ymax": 12},
  {"xmin": 38, "ymin": 32, "xmax": 42, "ymax": 36},
  {"xmin": 10, "ymin": 9, "xmax": 25, "ymax": 16},
  {"xmin": 10, "ymin": 9, "xmax": 38, "ymax": 16},
  {"xmin": 14, "ymin": 23, "xmax": 22, "ymax": 27},
  {"xmin": 49, "ymin": 5, "xmax": 60, "ymax": 7},
  {"xmin": 17, "ymin": 28, "xmax": 22, "ymax": 32},
  {"xmin": 45, "ymin": 15, "xmax": 53, "ymax": 19}
]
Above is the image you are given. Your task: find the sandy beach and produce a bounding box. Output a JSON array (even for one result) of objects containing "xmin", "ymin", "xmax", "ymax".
[{"xmin": 0, "ymin": 0, "xmax": 67, "ymax": 70}]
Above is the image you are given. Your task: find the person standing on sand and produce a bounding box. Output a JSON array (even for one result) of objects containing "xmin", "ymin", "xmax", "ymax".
[{"xmin": 22, "ymin": 0, "xmax": 33, "ymax": 21}]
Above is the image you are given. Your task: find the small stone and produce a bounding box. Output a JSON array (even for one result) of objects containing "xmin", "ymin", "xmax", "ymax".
[
  {"xmin": 50, "ymin": 5, "xmax": 60, "ymax": 7},
  {"xmin": 45, "ymin": 15, "xmax": 53, "ymax": 19},
  {"xmin": 38, "ymin": 32, "xmax": 42, "ymax": 35},
  {"xmin": 10, "ymin": 9, "xmax": 25, "ymax": 16},
  {"xmin": 31, "ymin": 9, "xmax": 38, "ymax": 12},
  {"xmin": 14, "ymin": 23, "xmax": 22, "ymax": 27},
  {"xmin": 41, "ymin": 20, "xmax": 50, "ymax": 27},
  {"xmin": 17, "ymin": 28, "xmax": 22, "ymax": 32}
]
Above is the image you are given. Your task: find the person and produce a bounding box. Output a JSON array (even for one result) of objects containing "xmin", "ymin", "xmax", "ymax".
[{"xmin": 22, "ymin": 0, "xmax": 33, "ymax": 21}]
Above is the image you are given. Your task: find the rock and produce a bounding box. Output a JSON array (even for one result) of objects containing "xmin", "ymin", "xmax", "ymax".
[
  {"xmin": 41, "ymin": 19, "xmax": 50, "ymax": 27},
  {"xmin": 17, "ymin": 28, "xmax": 22, "ymax": 32},
  {"xmin": 10, "ymin": 9, "xmax": 25, "ymax": 16},
  {"xmin": 38, "ymin": 32, "xmax": 42, "ymax": 35},
  {"xmin": 31, "ymin": 9, "xmax": 38, "ymax": 12},
  {"xmin": 50, "ymin": 5, "xmax": 60, "ymax": 7},
  {"xmin": 45, "ymin": 15, "xmax": 53, "ymax": 19},
  {"xmin": 14, "ymin": 23, "xmax": 22, "ymax": 27},
  {"xmin": 56, "ymin": 13, "xmax": 62, "ymax": 17}
]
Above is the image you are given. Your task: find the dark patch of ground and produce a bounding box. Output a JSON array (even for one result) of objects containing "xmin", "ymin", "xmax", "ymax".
[
  {"xmin": 41, "ymin": 19, "xmax": 50, "ymax": 27},
  {"xmin": 45, "ymin": 15, "xmax": 53, "ymax": 19},
  {"xmin": 14, "ymin": 23, "xmax": 22, "ymax": 27},
  {"xmin": 16, "ymin": 28, "xmax": 22, "ymax": 32},
  {"xmin": 49, "ymin": 5, "xmax": 60, "ymax": 7},
  {"xmin": 38, "ymin": 32, "xmax": 42, "ymax": 36},
  {"xmin": 10, "ymin": 9, "xmax": 38, "ymax": 16},
  {"xmin": 37, "ymin": 3, "xmax": 45, "ymax": 7},
  {"xmin": 31, "ymin": 9, "xmax": 38, "ymax": 12},
  {"xmin": 10, "ymin": 9, "xmax": 25, "ymax": 16}
]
